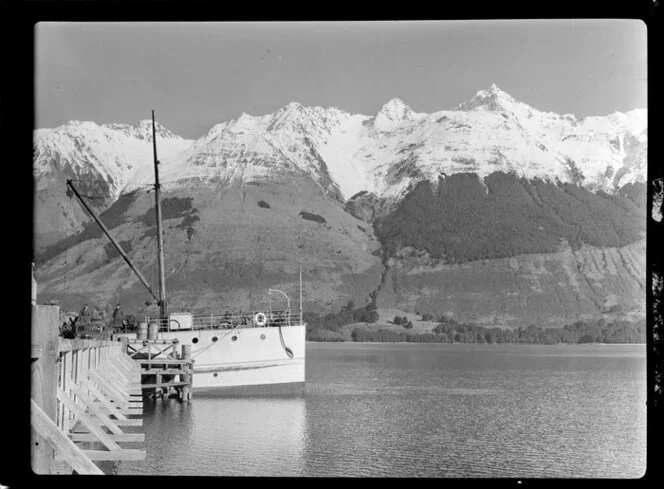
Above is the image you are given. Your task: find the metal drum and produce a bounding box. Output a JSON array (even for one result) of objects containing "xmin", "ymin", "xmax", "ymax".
[
  {"xmin": 137, "ymin": 321, "xmax": 148, "ymax": 340},
  {"xmin": 148, "ymin": 322, "xmax": 159, "ymax": 340}
]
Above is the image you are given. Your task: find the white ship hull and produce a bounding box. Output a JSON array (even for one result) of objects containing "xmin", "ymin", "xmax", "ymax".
[{"xmin": 120, "ymin": 324, "xmax": 306, "ymax": 395}]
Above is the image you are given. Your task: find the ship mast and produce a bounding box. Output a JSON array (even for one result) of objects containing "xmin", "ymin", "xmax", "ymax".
[{"xmin": 152, "ymin": 110, "xmax": 168, "ymax": 320}]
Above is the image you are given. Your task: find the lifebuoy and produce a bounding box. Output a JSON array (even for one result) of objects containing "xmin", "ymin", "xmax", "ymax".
[{"xmin": 254, "ymin": 312, "xmax": 267, "ymax": 327}]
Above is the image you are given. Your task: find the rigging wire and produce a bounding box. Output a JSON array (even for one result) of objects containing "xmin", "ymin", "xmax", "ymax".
[
  {"xmin": 66, "ymin": 178, "xmax": 111, "ymax": 197},
  {"xmin": 191, "ymin": 329, "xmax": 237, "ymax": 359}
]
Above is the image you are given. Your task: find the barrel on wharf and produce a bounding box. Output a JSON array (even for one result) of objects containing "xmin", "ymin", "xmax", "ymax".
[
  {"xmin": 147, "ymin": 321, "xmax": 159, "ymax": 341},
  {"xmin": 137, "ymin": 321, "xmax": 148, "ymax": 340}
]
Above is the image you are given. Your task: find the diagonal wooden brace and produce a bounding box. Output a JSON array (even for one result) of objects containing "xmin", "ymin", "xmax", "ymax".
[
  {"xmin": 56, "ymin": 387, "xmax": 122, "ymax": 452},
  {"xmin": 31, "ymin": 399, "xmax": 104, "ymax": 475}
]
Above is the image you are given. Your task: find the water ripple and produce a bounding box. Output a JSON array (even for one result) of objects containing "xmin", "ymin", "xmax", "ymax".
[{"xmin": 113, "ymin": 344, "xmax": 646, "ymax": 478}]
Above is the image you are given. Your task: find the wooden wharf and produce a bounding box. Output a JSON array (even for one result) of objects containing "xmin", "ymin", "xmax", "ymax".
[
  {"xmin": 31, "ymin": 305, "xmax": 146, "ymax": 475},
  {"xmin": 31, "ymin": 307, "xmax": 197, "ymax": 474}
]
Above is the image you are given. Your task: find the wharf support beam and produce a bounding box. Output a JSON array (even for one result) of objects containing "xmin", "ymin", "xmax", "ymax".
[
  {"xmin": 124, "ymin": 338, "xmax": 193, "ymax": 401},
  {"xmin": 31, "ymin": 305, "xmax": 146, "ymax": 474}
]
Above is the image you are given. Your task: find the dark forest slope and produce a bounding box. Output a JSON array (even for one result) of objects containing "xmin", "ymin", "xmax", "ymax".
[{"xmin": 375, "ymin": 172, "xmax": 645, "ymax": 264}]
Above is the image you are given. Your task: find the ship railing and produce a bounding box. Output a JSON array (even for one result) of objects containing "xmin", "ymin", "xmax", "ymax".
[{"xmin": 146, "ymin": 310, "xmax": 304, "ymax": 332}]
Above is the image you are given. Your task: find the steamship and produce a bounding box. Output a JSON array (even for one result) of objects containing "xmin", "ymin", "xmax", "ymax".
[{"xmin": 130, "ymin": 308, "xmax": 306, "ymax": 395}]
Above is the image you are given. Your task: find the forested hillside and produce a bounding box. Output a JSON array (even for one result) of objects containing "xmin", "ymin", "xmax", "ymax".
[{"xmin": 374, "ymin": 172, "xmax": 645, "ymax": 264}]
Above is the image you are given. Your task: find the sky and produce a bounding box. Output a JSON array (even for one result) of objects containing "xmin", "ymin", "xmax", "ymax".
[{"xmin": 35, "ymin": 20, "xmax": 647, "ymax": 139}]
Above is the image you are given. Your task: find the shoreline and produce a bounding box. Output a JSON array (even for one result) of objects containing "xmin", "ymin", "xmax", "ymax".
[{"xmin": 305, "ymin": 340, "xmax": 646, "ymax": 346}]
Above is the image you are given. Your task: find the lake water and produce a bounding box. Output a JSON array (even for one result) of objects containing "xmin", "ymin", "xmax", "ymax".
[{"xmin": 103, "ymin": 342, "xmax": 646, "ymax": 478}]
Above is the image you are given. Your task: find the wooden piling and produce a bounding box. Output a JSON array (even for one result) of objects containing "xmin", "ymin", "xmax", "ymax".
[
  {"xmin": 31, "ymin": 305, "xmax": 67, "ymax": 474},
  {"xmin": 182, "ymin": 344, "xmax": 192, "ymax": 401},
  {"xmin": 170, "ymin": 341, "xmax": 180, "ymax": 397}
]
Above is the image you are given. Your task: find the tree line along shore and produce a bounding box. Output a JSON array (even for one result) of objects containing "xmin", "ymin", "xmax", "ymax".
[{"xmin": 304, "ymin": 302, "xmax": 646, "ymax": 344}]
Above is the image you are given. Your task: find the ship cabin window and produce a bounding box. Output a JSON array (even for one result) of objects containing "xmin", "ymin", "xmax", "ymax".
[
  {"xmin": 192, "ymin": 337, "xmax": 199, "ymax": 344},
  {"xmin": 212, "ymin": 336, "xmax": 218, "ymax": 342},
  {"xmin": 231, "ymin": 335, "xmax": 238, "ymax": 342}
]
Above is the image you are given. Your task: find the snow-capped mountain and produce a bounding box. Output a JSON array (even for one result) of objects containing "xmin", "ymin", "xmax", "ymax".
[
  {"xmin": 34, "ymin": 119, "xmax": 193, "ymax": 198},
  {"xmin": 340, "ymin": 83, "xmax": 646, "ymax": 198},
  {"xmin": 127, "ymin": 83, "xmax": 646, "ymax": 200},
  {"xmin": 33, "ymin": 84, "xmax": 647, "ymax": 249},
  {"xmin": 130, "ymin": 103, "xmax": 347, "ymax": 201}
]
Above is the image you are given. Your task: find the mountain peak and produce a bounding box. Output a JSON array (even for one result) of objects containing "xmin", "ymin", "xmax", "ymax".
[
  {"xmin": 112, "ymin": 119, "xmax": 180, "ymax": 141},
  {"xmin": 279, "ymin": 101, "xmax": 303, "ymax": 113},
  {"xmin": 477, "ymin": 83, "xmax": 510, "ymax": 98},
  {"xmin": 372, "ymin": 98, "xmax": 416, "ymax": 131},
  {"xmin": 456, "ymin": 84, "xmax": 524, "ymax": 113},
  {"xmin": 378, "ymin": 98, "xmax": 411, "ymax": 117},
  {"xmin": 236, "ymin": 112, "xmax": 257, "ymax": 123},
  {"xmin": 223, "ymin": 111, "xmax": 264, "ymax": 133},
  {"xmin": 59, "ymin": 120, "xmax": 98, "ymax": 131}
]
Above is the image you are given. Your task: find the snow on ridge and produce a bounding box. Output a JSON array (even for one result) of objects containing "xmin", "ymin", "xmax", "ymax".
[
  {"xmin": 457, "ymin": 84, "xmax": 522, "ymax": 111},
  {"xmin": 33, "ymin": 119, "xmax": 194, "ymax": 196},
  {"xmin": 377, "ymin": 98, "xmax": 412, "ymax": 120},
  {"xmin": 35, "ymin": 85, "xmax": 648, "ymax": 202},
  {"xmin": 371, "ymin": 98, "xmax": 427, "ymax": 133}
]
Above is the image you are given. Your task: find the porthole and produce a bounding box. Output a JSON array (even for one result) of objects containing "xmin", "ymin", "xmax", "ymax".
[
  {"xmin": 212, "ymin": 336, "xmax": 218, "ymax": 342},
  {"xmin": 192, "ymin": 337, "xmax": 199, "ymax": 344},
  {"xmin": 260, "ymin": 334, "xmax": 266, "ymax": 340},
  {"xmin": 231, "ymin": 335, "xmax": 238, "ymax": 342},
  {"xmin": 213, "ymin": 373, "xmax": 218, "ymax": 377}
]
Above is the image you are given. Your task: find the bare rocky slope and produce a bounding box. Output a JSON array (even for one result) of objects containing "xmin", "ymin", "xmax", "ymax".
[
  {"xmin": 35, "ymin": 176, "xmax": 383, "ymax": 316},
  {"xmin": 376, "ymin": 240, "xmax": 645, "ymax": 328}
]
